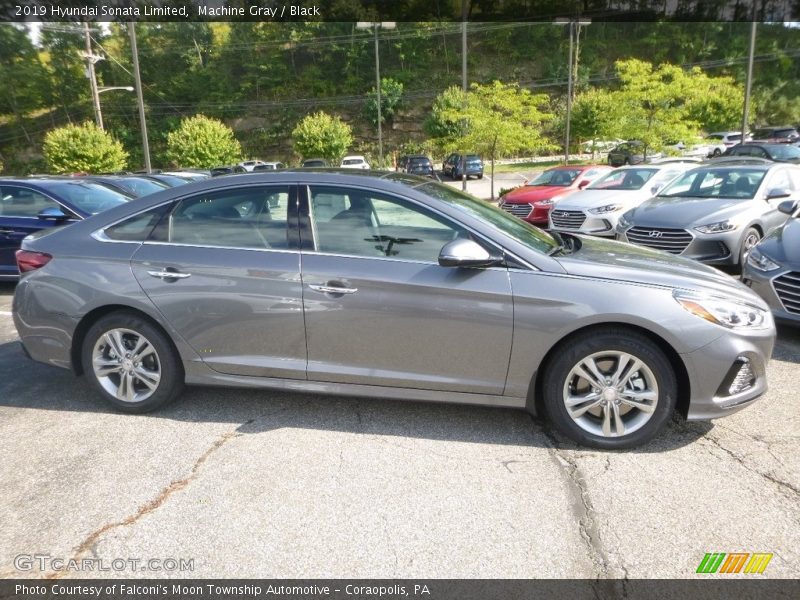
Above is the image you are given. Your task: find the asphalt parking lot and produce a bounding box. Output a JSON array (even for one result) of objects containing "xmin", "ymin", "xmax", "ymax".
[{"xmin": 0, "ymin": 281, "xmax": 798, "ymax": 579}]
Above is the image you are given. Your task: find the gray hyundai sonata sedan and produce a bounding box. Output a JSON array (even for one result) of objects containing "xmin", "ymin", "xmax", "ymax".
[{"xmin": 13, "ymin": 171, "xmax": 775, "ymax": 449}]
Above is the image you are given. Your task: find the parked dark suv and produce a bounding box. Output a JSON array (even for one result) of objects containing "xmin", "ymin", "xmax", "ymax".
[
  {"xmin": 750, "ymin": 126, "xmax": 799, "ymax": 144},
  {"xmin": 722, "ymin": 143, "xmax": 800, "ymax": 163},
  {"xmin": 398, "ymin": 155, "xmax": 436, "ymax": 178},
  {"xmin": 443, "ymin": 154, "xmax": 483, "ymax": 179}
]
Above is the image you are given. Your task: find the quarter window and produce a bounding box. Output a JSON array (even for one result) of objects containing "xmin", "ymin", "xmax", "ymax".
[
  {"xmin": 104, "ymin": 204, "xmax": 173, "ymax": 241},
  {"xmin": 308, "ymin": 186, "xmax": 465, "ymax": 262},
  {"xmin": 152, "ymin": 186, "xmax": 291, "ymax": 249}
]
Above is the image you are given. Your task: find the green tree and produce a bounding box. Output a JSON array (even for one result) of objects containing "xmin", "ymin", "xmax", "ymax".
[
  {"xmin": 424, "ymin": 85, "xmax": 468, "ymax": 155},
  {"xmin": 291, "ymin": 111, "xmax": 353, "ymax": 161},
  {"xmin": 569, "ymin": 89, "xmax": 621, "ymax": 155},
  {"xmin": 42, "ymin": 122, "xmax": 128, "ymax": 173},
  {"xmin": 365, "ymin": 77, "xmax": 404, "ymax": 127},
  {"xmin": 438, "ymin": 81, "xmax": 556, "ymax": 198},
  {"xmin": 166, "ymin": 115, "xmax": 242, "ymax": 168}
]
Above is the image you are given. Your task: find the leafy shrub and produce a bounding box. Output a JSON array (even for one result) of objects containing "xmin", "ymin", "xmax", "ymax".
[
  {"xmin": 166, "ymin": 115, "xmax": 242, "ymax": 168},
  {"xmin": 42, "ymin": 122, "xmax": 128, "ymax": 173}
]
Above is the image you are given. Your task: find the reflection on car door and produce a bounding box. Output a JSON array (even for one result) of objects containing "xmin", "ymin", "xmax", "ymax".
[
  {"xmin": 299, "ymin": 185, "xmax": 514, "ymax": 395},
  {"xmin": 129, "ymin": 185, "xmax": 307, "ymax": 379},
  {"xmin": 762, "ymin": 167, "xmax": 798, "ymax": 232}
]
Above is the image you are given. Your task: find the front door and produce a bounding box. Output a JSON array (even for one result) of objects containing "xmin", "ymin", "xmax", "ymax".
[
  {"xmin": 130, "ymin": 184, "xmax": 307, "ymax": 379},
  {"xmin": 299, "ymin": 184, "xmax": 514, "ymax": 395}
]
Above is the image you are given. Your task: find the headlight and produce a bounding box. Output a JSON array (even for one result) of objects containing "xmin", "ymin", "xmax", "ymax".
[
  {"xmin": 746, "ymin": 247, "xmax": 780, "ymax": 272},
  {"xmin": 589, "ymin": 204, "xmax": 622, "ymax": 214},
  {"xmin": 617, "ymin": 210, "xmax": 635, "ymax": 230},
  {"xmin": 694, "ymin": 220, "xmax": 738, "ymax": 234},
  {"xmin": 674, "ymin": 291, "xmax": 770, "ymax": 330}
]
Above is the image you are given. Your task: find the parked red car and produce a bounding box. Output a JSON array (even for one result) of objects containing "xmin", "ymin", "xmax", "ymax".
[{"xmin": 498, "ymin": 165, "xmax": 613, "ymax": 225}]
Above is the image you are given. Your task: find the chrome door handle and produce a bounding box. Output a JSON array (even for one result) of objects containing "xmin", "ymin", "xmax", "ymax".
[
  {"xmin": 147, "ymin": 270, "xmax": 192, "ymax": 280},
  {"xmin": 0, "ymin": 229, "xmax": 15, "ymax": 234},
  {"xmin": 309, "ymin": 284, "xmax": 358, "ymax": 295}
]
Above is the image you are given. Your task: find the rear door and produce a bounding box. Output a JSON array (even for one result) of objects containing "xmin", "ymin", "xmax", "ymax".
[
  {"xmin": 129, "ymin": 184, "xmax": 307, "ymax": 379},
  {"xmin": 299, "ymin": 184, "xmax": 514, "ymax": 395},
  {"xmin": 0, "ymin": 185, "xmax": 78, "ymax": 278}
]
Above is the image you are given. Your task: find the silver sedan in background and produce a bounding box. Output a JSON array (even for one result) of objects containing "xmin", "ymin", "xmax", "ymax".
[
  {"xmin": 13, "ymin": 172, "xmax": 775, "ymax": 449},
  {"xmin": 743, "ymin": 199, "xmax": 800, "ymax": 324},
  {"xmin": 617, "ymin": 160, "xmax": 800, "ymax": 266}
]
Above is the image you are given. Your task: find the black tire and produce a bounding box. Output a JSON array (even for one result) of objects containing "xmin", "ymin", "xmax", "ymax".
[
  {"xmin": 541, "ymin": 328, "xmax": 677, "ymax": 449},
  {"xmin": 739, "ymin": 227, "xmax": 761, "ymax": 267},
  {"xmin": 712, "ymin": 148, "xmax": 722, "ymax": 157},
  {"xmin": 81, "ymin": 311, "xmax": 184, "ymax": 413},
  {"xmin": 623, "ymin": 157, "xmax": 631, "ymax": 165}
]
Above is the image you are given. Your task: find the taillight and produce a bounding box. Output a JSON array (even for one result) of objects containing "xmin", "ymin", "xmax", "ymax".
[{"xmin": 15, "ymin": 250, "xmax": 52, "ymax": 273}]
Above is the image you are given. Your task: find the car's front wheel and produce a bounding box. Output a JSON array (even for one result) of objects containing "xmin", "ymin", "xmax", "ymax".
[
  {"xmin": 82, "ymin": 312, "xmax": 184, "ymax": 413},
  {"xmin": 541, "ymin": 329, "xmax": 676, "ymax": 449},
  {"xmin": 739, "ymin": 227, "xmax": 761, "ymax": 266}
]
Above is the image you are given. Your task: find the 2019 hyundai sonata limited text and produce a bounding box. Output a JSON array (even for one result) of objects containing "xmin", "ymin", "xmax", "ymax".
[{"xmin": 13, "ymin": 171, "xmax": 775, "ymax": 449}]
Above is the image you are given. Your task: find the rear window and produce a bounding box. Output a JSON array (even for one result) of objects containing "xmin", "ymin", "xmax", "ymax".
[{"xmin": 342, "ymin": 159, "xmax": 364, "ymax": 165}]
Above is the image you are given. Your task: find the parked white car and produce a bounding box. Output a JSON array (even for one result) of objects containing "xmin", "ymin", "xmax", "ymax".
[
  {"xmin": 708, "ymin": 131, "xmax": 751, "ymax": 148},
  {"xmin": 548, "ymin": 164, "xmax": 692, "ymax": 237},
  {"xmin": 340, "ymin": 155, "xmax": 371, "ymax": 169},
  {"xmin": 238, "ymin": 160, "xmax": 268, "ymax": 172}
]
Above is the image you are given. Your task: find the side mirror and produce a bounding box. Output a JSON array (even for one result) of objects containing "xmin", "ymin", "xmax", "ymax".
[
  {"xmin": 37, "ymin": 206, "xmax": 69, "ymax": 221},
  {"xmin": 438, "ymin": 239, "xmax": 502, "ymax": 269},
  {"xmin": 778, "ymin": 200, "xmax": 798, "ymax": 216},
  {"xmin": 578, "ymin": 180, "xmax": 590, "ymax": 189},
  {"xmin": 767, "ymin": 188, "xmax": 792, "ymax": 201}
]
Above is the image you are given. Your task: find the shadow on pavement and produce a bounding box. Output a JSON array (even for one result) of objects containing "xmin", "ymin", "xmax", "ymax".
[
  {"xmin": 773, "ymin": 324, "xmax": 800, "ymax": 364},
  {"xmin": 0, "ymin": 339, "xmax": 712, "ymax": 454}
]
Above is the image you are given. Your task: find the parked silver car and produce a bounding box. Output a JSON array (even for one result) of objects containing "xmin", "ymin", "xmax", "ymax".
[
  {"xmin": 742, "ymin": 199, "xmax": 800, "ymax": 324},
  {"xmin": 617, "ymin": 161, "xmax": 800, "ymax": 266},
  {"xmin": 13, "ymin": 172, "xmax": 775, "ymax": 449},
  {"xmin": 549, "ymin": 164, "xmax": 691, "ymax": 237}
]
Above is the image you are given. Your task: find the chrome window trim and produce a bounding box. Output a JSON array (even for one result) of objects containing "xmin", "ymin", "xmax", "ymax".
[
  {"xmin": 141, "ymin": 240, "xmax": 301, "ymax": 255},
  {"xmin": 302, "ymin": 183, "xmax": 539, "ymax": 271}
]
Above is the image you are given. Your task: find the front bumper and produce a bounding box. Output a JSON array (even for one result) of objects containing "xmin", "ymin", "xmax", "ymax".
[
  {"xmin": 742, "ymin": 266, "xmax": 800, "ymax": 326},
  {"xmin": 549, "ymin": 209, "xmax": 620, "ymax": 237},
  {"xmin": 617, "ymin": 228, "xmax": 739, "ymax": 265},
  {"xmin": 682, "ymin": 326, "xmax": 774, "ymax": 420}
]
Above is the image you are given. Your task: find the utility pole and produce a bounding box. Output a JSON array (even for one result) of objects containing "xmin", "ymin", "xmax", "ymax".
[
  {"xmin": 564, "ymin": 21, "xmax": 574, "ymax": 165},
  {"xmin": 128, "ymin": 23, "xmax": 151, "ymax": 173},
  {"xmin": 461, "ymin": 0, "xmax": 468, "ymax": 191},
  {"xmin": 356, "ymin": 22, "xmax": 395, "ymax": 168},
  {"xmin": 83, "ymin": 22, "xmax": 104, "ymax": 130},
  {"xmin": 741, "ymin": 21, "xmax": 757, "ymax": 143}
]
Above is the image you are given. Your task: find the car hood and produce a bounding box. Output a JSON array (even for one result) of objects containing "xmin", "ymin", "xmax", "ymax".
[
  {"xmin": 756, "ymin": 218, "xmax": 800, "ymax": 268},
  {"xmin": 557, "ymin": 188, "xmax": 649, "ymax": 210},
  {"xmin": 504, "ymin": 185, "xmax": 572, "ymax": 203},
  {"xmin": 555, "ymin": 234, "xmax": 764, "ymax": 305},
  {"xmin": 629, "ymin": 195, "xmax": 755, "ymax": 228}
]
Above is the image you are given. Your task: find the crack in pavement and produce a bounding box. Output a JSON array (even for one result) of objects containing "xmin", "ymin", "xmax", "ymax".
[
  {"xmin": 43, "ymin": 420, "xmax": 254, "ymax": 579},
  {"xmin": 536, "ymin": 421, "xmax": 618, "ymax": 582},
  {"xmin": 701, "ymin": 434, "xmax": 800, "ymax": 499}
]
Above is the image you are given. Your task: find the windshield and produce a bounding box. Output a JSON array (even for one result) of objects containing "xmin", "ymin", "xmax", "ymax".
[
  {"xmin": 658, "ymin": 168, "xmax": 767, "ymax": 199},
  {"xmin": 586, "ymin": 168, "xmax": 657, "ymax": 191},
  {"xmin": 154, "ymin": 174, "xmax": 190, "ymax": 186},
  {"xmin": 109, "ymin": 177, "xmax": 167, "ymax": 197},
  {"xmin": 342, "ymin": 159, "xmax": 363, "ymax": 165},
  {"xmin": 42, "ymin": 182, "xmax": 130, "ymax": 214},
  {"xmin": 770, "ymin": 145, "xmax": 800, "ymax": 160},
  {"xmin": 416, "ymin": 181, "xmax": 558, "ymax": 254},
  {"xmin": 528, "ymin": 168, "xmax": 581, "ymax": 187}
]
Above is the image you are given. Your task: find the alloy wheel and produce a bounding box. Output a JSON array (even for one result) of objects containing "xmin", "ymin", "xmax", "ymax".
[
  {"xmin": 562, "ymin": 351, "xmax": 659, "ymax": 437},
  {"xmin": 92, "ymin": 328, "xmax": 162, "ymax": 403}
]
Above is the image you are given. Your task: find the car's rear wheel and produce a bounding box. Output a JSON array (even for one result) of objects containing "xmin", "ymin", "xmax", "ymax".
[
  {"xmin": 82, "ymin": 312, "xmax": 184, "ymax": 413},
  {"xmin": 739, "ymin": 227, "xmax": 761, "ymax": 266},
  {"xmin": 712, "ymin": 148, "xmax": 722, "ymax": 157},
  {"xmin": 541, "ymin": 329, "xmax": 676, "ymax": 449}
]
